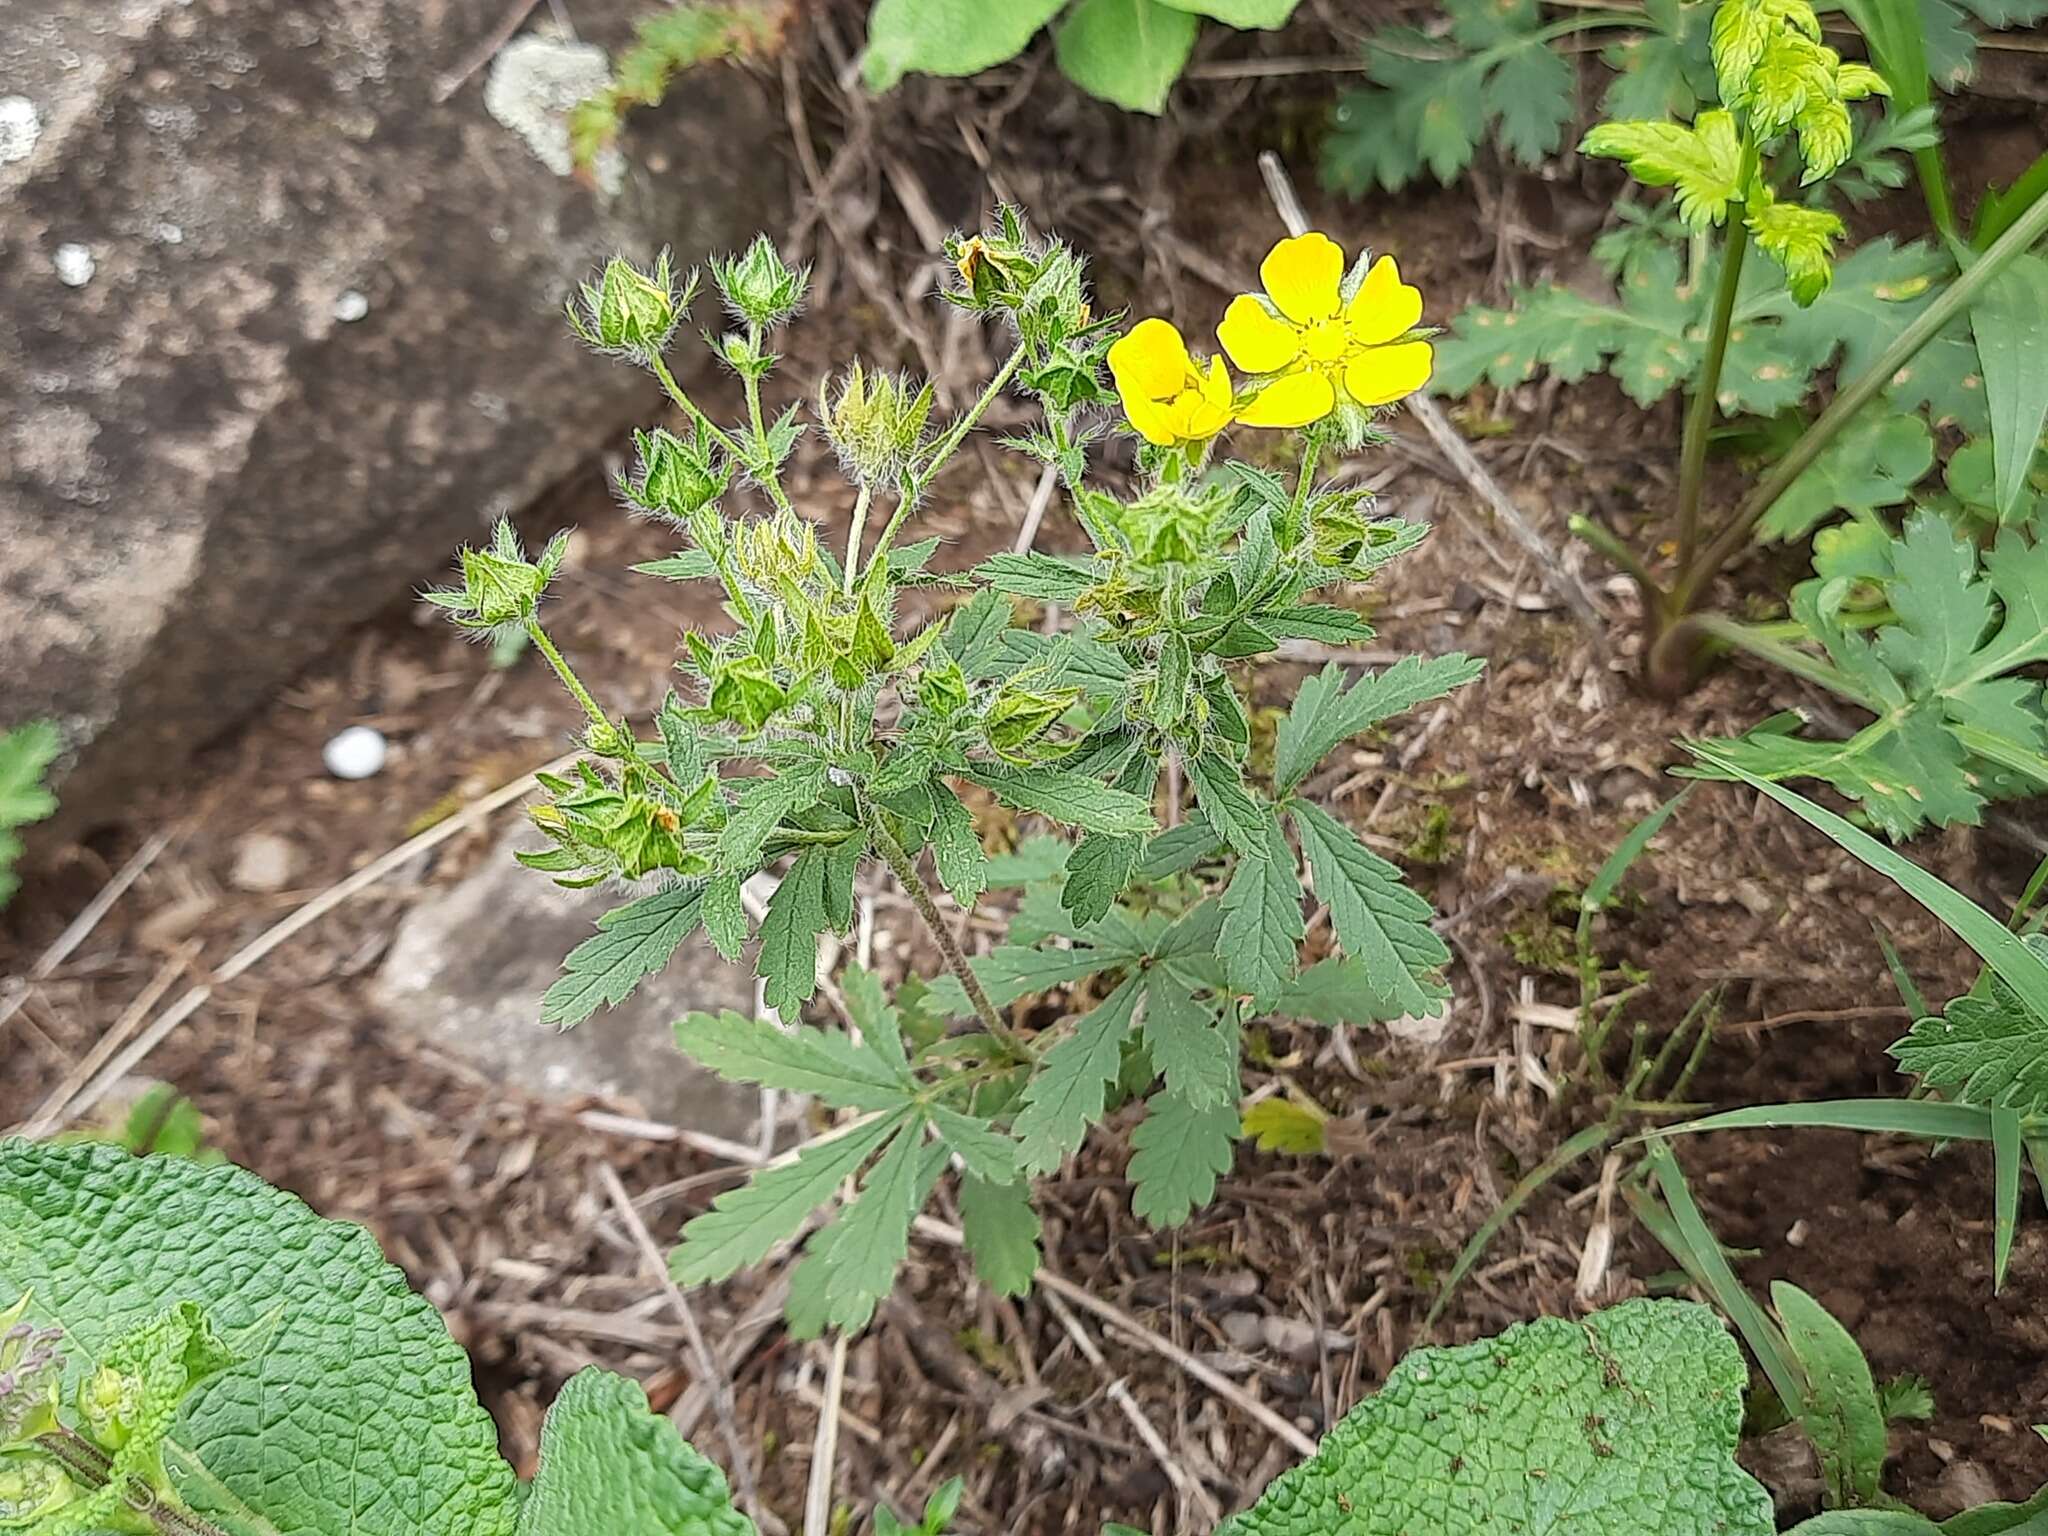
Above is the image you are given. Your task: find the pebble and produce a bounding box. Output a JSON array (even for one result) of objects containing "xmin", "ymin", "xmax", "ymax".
[
  {"xmin": 229, "ymin": 831, "xmax": 299, "ymax": 893},
  {"xmin": 334, "ymin": 289, "xmax": 368, "ymax": 322},
  {"xmin": 0, "ymin": 96, "xmax": 40, "ymax": 165},
  {"xmin": 323, "ymin": 724, "xmax": 387, "ymax": 780},
  {"xmin": 53, "ymin": 243, "xmax": 95, "ymax": 287}
]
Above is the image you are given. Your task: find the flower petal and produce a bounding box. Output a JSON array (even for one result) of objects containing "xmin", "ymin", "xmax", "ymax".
[
  {"xmin": 1344, "ymin": 255, "xmax": 1424, "ymax": 346},
  {"xmin": 1217, "ymin": 295, "xmax": 1303, "ymax": 374},
  {"xmin": 1236, "ymin": 369, "xmax": 1336, "ymax": 429},
  {"xmin": 1198, "ymin": 354, "xmax": 1233, "ymax": 411},
  {"xmin": 1121, "ymin": 387, "xmax": 1181, "ymax": 446},
  {"xmin": 1342, "ymin": 342, "xmax": 1434, "ymax": 407},
  {"xmin": 1259, "ymin": 233, "xmax": 1345, "ymax": 325},
  {"xmin": 1109, "ymin": 318, "xmax": 1192, "ymax": 401}
]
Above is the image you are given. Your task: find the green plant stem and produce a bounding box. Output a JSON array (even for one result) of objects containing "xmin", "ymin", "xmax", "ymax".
[
  {"xmin": 646, "ymin": 352, "xmax": 743, "ymax": 461},
  {"xmin": 33, "ymin": 1431, "xmax": 236, "ymax": 1536},
  {"xmin": 861, "ymin": 800, "xmax": 1029, "ymax": 1062},
  {"xmin": 867, "ymin": 345, "xmax": 1027, "ymax": 575},
  {"xmin": 1670, "ymin": 185, "xmax": 2048, "ymax": 622},
  {"xmin": 1568, "ymin": 513, "xmax": 1664, "ymax": 601},
  {"xmin": 523, "ymin": 618, "xmax": 611, "ymax": 734},
  {"xmin": 842, "ymin": 483, "xmax": 873, "ymax": 596},
  {"xmin": 1673, "ymin": 157, "xmax": 1755, "ymax": 580},
  {"xmin": 740, "ymin": 325, "xmax": 798, "ymax": 517},
  {"xmin": 1687, "ymin": 613, "xmax": 1881, "ymax": 707}
]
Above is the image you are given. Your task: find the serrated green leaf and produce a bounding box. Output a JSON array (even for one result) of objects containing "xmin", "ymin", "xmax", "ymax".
[
  {"xmin": 541, "ymin": 884, "xmax": 704, "ymax": 1028},
  {"xmin": 944, "ymin": 590, "xmax": 1015, "ymax": 678},
  {"xmin": 718, "ymin": 767, "xmax": 825, "ymax": 873},
  {"xmin": 0, "ymin": 721, "xmax": 60, "ymax": 829},
  {"xmin": 1014, "ymin": 977, "xmax": 1143, "ymax": 1174},
  {"xmin": 1583, "ymin": 110, "xmax": 1744, "ymax": 230},
  {"xmin": 861, "ymin": 0, "xmax": 1066, "ymax": 90},
  {"xmin": 963, "ymin": 762, "xmax": 1157, "ymax": 835},
  {"xmin": 975, "ymin": 551, "xmax": 1101, "ymax": 600},
  {"xmin": 1274, "ymin": 654, "xmax": 1484, "ymax": 792},
  {"xmin": 1290, "ymin": 800, "xmax": 1449, "ymax": 1018},
  {"xmin": 929, "ymin": 783, "xmax": 989, "ymax": 907},
  {"xmin": 1054, "ymin": 0, "xmax": 1200, "ymax": 114},
  {"xmin": 959, "ymin": 1175, "xmax": 1041, "ymax": 1296},
  {"xmin": 672, "ymin": 1112, "xmax": 907, "ymax": 1286},
  {"xmin": 1220, "ymin": 1300, "xmax": 1771, "ymax": 1536},
  {"xmin": 0, "ymin": 1141, "xmax": 520, "ymax": 1536},
  {"xmin": 1128, "ymin": 1090, "xmax": 1238, "ymax": 1226},
  {"xmin": 1184, "ymin": 749, "xmax": 1266, "ymax": 856},
  {"xmin": 928, "ymin": 1105, "xmax": 1021, "ymax": 1184},
  {"xmin": 1772, "ymin": 1282, "xmax": 1888, "ymax": 1506},
  {"xmin": 757, "ymin": 846, "xmax": 830, "ymax": 1015},
  {"xmin": 1218, "ymin": 821, "xmax": 1303, "ymax": 1006},
  {"xmin": 632, "ymin": 551, "xmax": 720, "ymax": 583},
  {"xmin": 672, "ymin": 1010, "xmax": 912, "ymax": 1111},
  {"xmin": 702, "ymin": 871, "xmax": 748, "ymax": 962},
  {"xmin": 1273, "ymin": 956, "xmax": 1402, "ymax": 1025},
  {"xmin": 817, "ymin": 1126, "xmax": 945, "ymax": 1331},
  {"xmin": 1749, "ymin": 195, "xmax": 1846, "ymax": 306},
  {"xmin": 1141, "ymin": 971, "xmax": 1237, "ymax": 1108},
  {"xmin": 1890, "ymin": 942, "xmax": 2048, "ymax": 1113},
  {"xmin": 519, "ymin": 1368, "xmax": 755, "ymax": 1536}
]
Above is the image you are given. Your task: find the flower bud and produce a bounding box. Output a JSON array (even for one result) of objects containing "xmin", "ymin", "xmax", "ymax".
[
  {"xmin": 0, "ymin": 1298, "xmax": 62, "ymax": 1447},
  {"xmin": 710, "ymin": 655, "xmax": 788, "ymax": 733},
  {"xmin": 819, "ymin": 362, "xmax": 933, "ymax": 487},
  {"xmin": 567, "ymin": 251, "xmax": 688, "ymax": 357},
  {"xmin": 983, "ymin": 678, "xmax": 1079, "ymax": 761},
  {"xmin": 425, "ymin": 522, "xmax": 569, "ymax": 633},
  {"xmin": 734, "ymin": 512, "xmax": 821, "ymax": 590},
  {"xmin": 622, "ymin": 427, "xmax": 727, "ymax": 525},
  {"xmin": 917, "ymin": 659, "xmax": 970, "ymax": 718},
  {"xmin": 77, "ymin": 1365, "xmax": 141, "ymax": 1450},
  {"xmin": 713, "ymin": 235, "xmax": 808, "ymax": 329}
]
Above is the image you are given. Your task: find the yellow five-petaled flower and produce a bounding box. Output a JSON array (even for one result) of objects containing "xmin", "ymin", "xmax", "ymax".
[
  {"xmin": 1217, "ymin": 232, "xmax": 1433, "ymax": 427},
  {"xmin": 1107, "ymin": 318, "xmax": 1235, "ymax": 449}
]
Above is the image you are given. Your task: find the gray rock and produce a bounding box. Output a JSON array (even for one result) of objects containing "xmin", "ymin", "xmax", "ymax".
[
  {"xmin": 0, "ymin": 0, "xmax": 782, "ymax": 836},
  {"xmin": 371, "ymin": 826, "xmax": 760, "ymax": 1135}
]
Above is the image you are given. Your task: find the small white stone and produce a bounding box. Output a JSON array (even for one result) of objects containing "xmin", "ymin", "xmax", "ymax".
[
  {"xmin": 53, "ymin": 243, "xmax": 95, "ymax": 287},
  {"xmin": 334, "ymin": 289, "xmax": 368, "ymax": 322},
  {"xmin": 229, "ymin": 830, "xmax": 299, "ymax": 893},
  {"xmin": 322, "ymin": 724, "xmax": 387, "ymax": 780},
  {"xmin": 152, "ymin": 221, "xmax": 184, "ymax": 245},
  {"xmin": 0, "ymin": 96, "xmax": 41, "ymax": 165}
]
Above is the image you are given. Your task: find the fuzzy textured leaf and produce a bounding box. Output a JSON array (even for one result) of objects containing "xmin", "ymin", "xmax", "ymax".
[
  {"xmin": 519, "ymin": 1368, "xmax": 756, "ymax": 1536},
  {"xmin": 1218, "ymin": 1300, "xmax": 1771, "ymax": 1536},
  {"xmin": 1128, "ymin": 1091, "xmax": 1238, "ymax": 1226},
  {"xmin": 0, "ymin": 1141, "xmax": 520, "ymax": 1536},
  {"xmin": 1891, "ymin": 940, "xmax": 2048, "ymax": 1113},
  {"xmin": 541, "ymin": 883, "xmax": 704, "ymax": 1028},
  {"xmin": 1290, "ymin": 800, "xmax": 1450, "ymax": 1018}
]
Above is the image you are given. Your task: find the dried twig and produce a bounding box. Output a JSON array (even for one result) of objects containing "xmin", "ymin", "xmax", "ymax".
[
  {"xmin": 804, "ymin": 1331, "xmax": 851, "ymax": 1536},
  {"xmin": 0, "ymin": 829, "xmax": 172, "ymax": 1035}
]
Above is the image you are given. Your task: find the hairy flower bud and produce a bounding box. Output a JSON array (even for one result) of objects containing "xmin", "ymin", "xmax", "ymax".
[
  {"xmin": 621, "ymin": 427, "xmax": 727, "ymax": 525},
  {"xmin": 734, "ymin": 512, "xmax": 821, "ymax": 590},
  {"xmin": 819, "ymin": 362, "xmax": 933, "ymax": 487},
  {"xmin": 917, "ymin": 659, "xmax": 970, "ymax": 718},
  {"xmin": 713, "ymin": 235, "xmax": 808, "ymax": 329},
  {"xmin": 567, "ymin": 250, "xmax": 689, "ymax": 357},
  {"xmin": 983, "ymin": 676, "xmax": 1080, "ymax": 761},
  {"xmin": 424, "ymin": 522, "xmax": 568, "ymax": 635}
]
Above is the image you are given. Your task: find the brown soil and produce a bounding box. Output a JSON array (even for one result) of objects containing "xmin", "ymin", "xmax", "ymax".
[{"xmin": 6, "ymin": 4, "xmax": 2048, "ymax": 1531}]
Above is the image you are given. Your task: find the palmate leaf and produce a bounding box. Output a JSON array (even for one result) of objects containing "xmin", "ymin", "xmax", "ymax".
[
  {"xmin": 1273, "ymin": 653, "xmax": 1484, "ymax": 793},
  {"xmin": 1748, "ymin": 195, "xmax": 1847, "ymax": 306},
  {"xmin": 1582, "ymin": 110, "xmax": 1744, "ymax": 231},
  {"xmin": 1141, "ymin": 967, "xmax": 1238, "ymax": 1108},
  {"xmin": 962, "ymin": 761, "xmax": 1158, "ymax": 835},
  {"xmin": 1691, "ymin": 511, "xmax": 2048, "ymax": 836},
  {"xmin": 813, "ymin": 1129, "xmax": 947, "ymax": 1332},
  {"xmin": 1759, "ymin": 407, "xmax": 1934, "ymax": 540},
  {"xmin": 1218, "ymin": 1300, "xmax": 1772, "ymax": 1536},
  {"xmin": 1325, "ymin": 0, "xmax": 1577, "ymax": 195},
  {"xmin": 757, "ymin": 845, "xmax": 832, "ymax": 1014},
  {"xmin": 1290, "ymin": 800, "xmax": 1450, "ymax": 1018},
  {"xmin": 1128, "ymin": 1089, "xmax": 1238, "ymax": 1226}
]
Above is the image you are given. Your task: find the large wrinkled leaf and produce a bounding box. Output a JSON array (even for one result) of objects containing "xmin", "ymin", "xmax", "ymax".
[
  {"xmin": 0, "ymin": 1141, "xmax": 519, "ymax": 1536},
  {"xmin": 519, "ymin": 1369, "xmax": 756, "ymax": 1536},
  {"xmin": 1218, "ymin": 1299, "xmax": 1772, "ymax": 1536},
  {"xmin": 861, "ymin": 0, "xmax": 1066, "ymax": 90},
  {"xmin": 1054, "ymin": 0, "xmax": 1200, "ymax": 114}
]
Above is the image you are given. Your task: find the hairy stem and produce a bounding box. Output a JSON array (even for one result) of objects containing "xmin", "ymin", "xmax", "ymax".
[
  {"xmin": 861, "ymin": 801, "xmax": 1027, "ymax": 1060},
  {"xmin": 523, "ymin": 618, "xmax": 611, "ymax": 735},
  {"xmin": 1672, "ymin": 185, "xmax": 2048, "ymax": 621},
  {"xmin": 1673, "ymin": 183, "xmax": 1752, "ymax": 580},
  {"xmin": 33, "ymin": 1431, "xmax": 236, "ymax": 1536},
  {"xmin": 841, "ymin": 483, "xmax": 873, "ymax": 596},
  {"xmin": 646, "ymin": 352, "xmax": 745, "ymax": 464},
  {"xmin": 741, "ymin": 325, "xmax": 798, "ymax": 517}
]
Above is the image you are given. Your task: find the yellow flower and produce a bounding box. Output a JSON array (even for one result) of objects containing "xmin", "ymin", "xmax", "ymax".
[
  {"xmin": 1108, "ymin": 318, "xmax": 1234, "ymax": 448},
  {"xmin": 1217, "ymin": 232, "xmax": 1433, "ymax": 427}
]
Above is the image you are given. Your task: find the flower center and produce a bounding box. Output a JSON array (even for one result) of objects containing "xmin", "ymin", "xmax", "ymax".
[{"xmin": 1303, "ymin": 317, "xmax": 1347, "ymax": 364}]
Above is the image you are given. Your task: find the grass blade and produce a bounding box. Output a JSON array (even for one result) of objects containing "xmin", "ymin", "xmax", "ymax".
[
  {"xmin": 1992, "ymin": 1107, "xmax": 2021, "ymax": 1293},
  {"xmin": 1872, "ymin": 921, "xmax": 1929, "ymax": 1018},
  {"xmin": 1639, "ymin": 1144, "xmax": 1803, "ymax": 1413},
  {"xmin": 1687, "ymin": 753, "xmax": 2048, "ymax": 1025},
  {"xmin": 1655, "ymin": 1098, "xmax": 2000, "ymax": 1142},
  {"xmin": 1577, "ymin": 790, "xmax": 1689, "ymax": 957}
]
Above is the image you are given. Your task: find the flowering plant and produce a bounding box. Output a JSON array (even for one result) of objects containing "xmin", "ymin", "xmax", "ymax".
[{"xmin": 434, "ymin": 211, "xmax": 1478, "ymax": 1329}]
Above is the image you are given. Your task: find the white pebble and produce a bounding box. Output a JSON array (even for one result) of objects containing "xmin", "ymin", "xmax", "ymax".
[
  {"xmin": 53, "ymin": 243, "xmax": 95, "ymax": 287},
  {"xmin": 323, "ymin": 725, "xmax": 387, "ymax": 780},
  {"xmin": 334, "ymin": 289, "xmax": 368, "ymax": 322},
  {"xmin": 0, "ymin": 96, "xmax": 41, "ymax": 165}
]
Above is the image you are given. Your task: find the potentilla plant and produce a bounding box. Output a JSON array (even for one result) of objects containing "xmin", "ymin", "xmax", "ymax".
[{"xmin": 430, "ymin": 213, "xmax": 1479, "ymax": 1332}]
